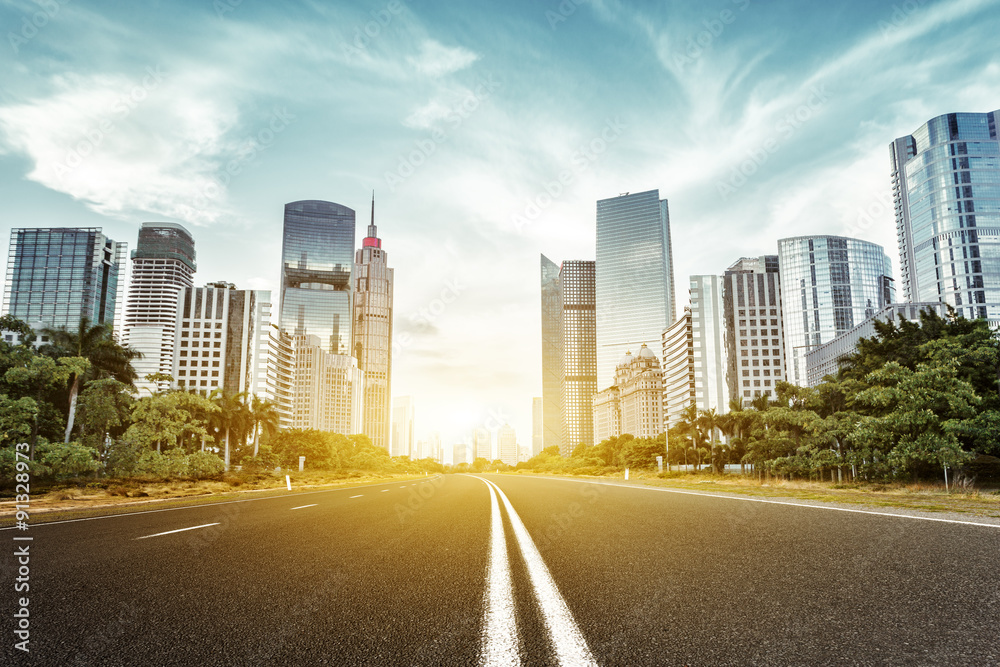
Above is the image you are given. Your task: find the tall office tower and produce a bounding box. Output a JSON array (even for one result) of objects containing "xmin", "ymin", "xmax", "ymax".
[
  {"xmin": 540, "ymin": 254, "xmax": 564, "ymax": 450},
  {"xmin": 531, "ymin": 397, "xmax": 543, "ymax": 456},
  {"xmin": 777, "ymin": 237, "xmax": 894, "ymax": 387},
  {"xmin": 123, "ymin": 223, "xmax": 196, "ymax": 395},
  {"xmin": 453, "ymin": 442, "xmax": 474, "ymax": 466},
  {"xmin": 4, "ymin": 227, "xmax": 126, "ymax": 331},
  {"xmin": 891, "ymin": 110, "xmax": 1000, "ymax": 323},
  {"xmin": 352, "ymin": 195, "xmax": 394, "ymax": 451},
  {"xmin": 592, "ymin": 344, "xmax": 665, "ymax": 443},
  {"xmin": 171, "ymin": 283, "xmax": 291, "ymax": 419},
  {"xmin": 428, "ymin": 430, "xmax": 442, "ymax": 463},
  {"xmin": 595, "ymin": 189, "xmax": 675, "ymax": 388},
  {"xmin": 497, "ymin": 424, "xmax": 518, "ymax": 466},
  {"xmin": 661, "ymin": 310, "xmax": 694, "ymax": 426},
  {"xmin": 723, "ymin": 256, "xmax": 786, "ymax": 405},
  {"xmin": 391, "ymin": 396, "xmax": 415, "ymax": 457},
  {"xmin": 560, "ymin": 260, "xmax": 597, "ymax": 454},
  {"xmin": 472, "ymin": 427, "xmax": 492, "ymax": 461},
  {"xmin": 291, "ymin": 334, "xmax": 364, "ymax": 433},
  {"xmin": 689, "ymin": 275, "xmax": 730, "ymax": 415}
]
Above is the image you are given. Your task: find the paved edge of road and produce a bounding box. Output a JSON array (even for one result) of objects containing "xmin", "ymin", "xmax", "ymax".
[
  {"xmin": 488, "ymin": 473, "xmax": 1000, "ymax": 529},
  {"xmin": 0, "ymin": 474, "xmax": 443, "ymax": 530}
]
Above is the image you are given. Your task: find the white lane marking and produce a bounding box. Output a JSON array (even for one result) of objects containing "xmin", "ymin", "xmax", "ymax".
[
  {"xmin": 349, "ymin": 495, "xmax": 363, "ymax": 499},
  {"xmin": 135, "ymin": 523, "xmax": 219, "ymax": 540},
  {"xmin": 478, "ymin": 479, "xmax": 521, "ymax": 666},
  {"xmin": 0, "ymin": 476, "xmax": 444, "ymax": 531},
  {"xmin": 400, "ymin": 486, "xmax": 406, "ymax": 489},
  {"xmin": 381, "ymin": 489, "xmax": 389, "ymax": 493},
  {"xmin": 517, "ymin": 476, "xmax": 1000, "ymax": 529},
  {"xmin": 482, "ymin": 479, "xmax": 597, "ymax": 666},
  {"xmin": 290, "ymin": 504, "xmax": 317, "ymax": 510}
]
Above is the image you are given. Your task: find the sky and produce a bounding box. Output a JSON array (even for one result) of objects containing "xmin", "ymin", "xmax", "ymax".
[{"xmin": 1, "ymin": 0, "xmax": 999, "ymax": 454}]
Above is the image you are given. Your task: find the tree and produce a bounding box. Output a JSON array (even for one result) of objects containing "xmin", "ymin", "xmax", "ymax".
[
  {"xmin": 39, "ymin": 317, "xmax": 140, "ymax": 443},
  {"xmin": 4, "ymin": 356, "xmax": 78, "ymax": 459},
  {"xmin": 125, "ymin": 391, "xmax": 215, "ymax": 454},
  {"xmin": 248, "ymin": 394, "xmax": 281, "ymax": 457},
  {"xmin": 208, "ymin": 389, "xmax": 250, "ymax": 470},
  {"xmin": 76, "ymin": 378, "xmax": 134, "ymax": 459},
  {"xmin": 697, "ymin": 408, "xmax": 724, "ymax": 473}
]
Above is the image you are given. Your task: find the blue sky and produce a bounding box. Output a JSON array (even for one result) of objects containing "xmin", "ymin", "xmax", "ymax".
[{"xmin": 1, "ymin": 0, "xmax": 998, "ymax": 452}]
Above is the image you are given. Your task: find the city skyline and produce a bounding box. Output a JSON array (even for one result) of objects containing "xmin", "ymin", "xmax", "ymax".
[{"xmin": 2, "ymin": 0, "xmax": 1000, "ymax": 445}]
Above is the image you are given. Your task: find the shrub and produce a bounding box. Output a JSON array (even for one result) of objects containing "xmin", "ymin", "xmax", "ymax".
[
  {"xmin": 186, "ymin": 451, "xmax": 225, "ymax": 478},
  {"xmin": 37, "ymin": 441, "xmax": 100, "ymax": 479}
]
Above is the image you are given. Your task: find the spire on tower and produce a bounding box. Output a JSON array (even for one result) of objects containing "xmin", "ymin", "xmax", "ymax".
[{"xmin": 362, "ymin": 190, "xmax": 382, "ymax": 248}]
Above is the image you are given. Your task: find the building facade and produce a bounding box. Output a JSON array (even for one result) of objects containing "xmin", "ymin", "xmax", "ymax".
[
  {"xmin": 531, "ymin": 396, "xmax": 543, "ymax": 457},
  {"xmin": 560, "ymin": 260, "xmax": 597, "ymax": 453},
  {"xmin": 291, "ymin": 333, "xmax": 364, "ymax": 434},
  {"xmin": 804, "ymin": 301, "xmax": 948, "ymax": 386},
  {"xmin": 777, "ymin": 236, "xmax": 894, "ymax": 387},
  {"xmin": 391, "ymin": 396, "xmax": 415, "ymax": 457},
  {"xmin": 689, "ymin": 275, "xmax": 730, "ymax": 415},
  {"xmin": 592, "ymin": 344, "xmax": 665, "ymax": 442},
  {"xmin": 661, "ymin": 310, "xmax": 694, "ymax": 427},
  {"xmin": 891, "ymin": 110, "xmax": 1000, "ymax": 324},
  {"xmin": 472, "ymin": 427, "xmax": 492, "ymax": 461},
  {"xmin": 352, "ymin": 197, "xmax": 394, "ymax": 451},
  {"xmin": 723, "ymin": 256, "xmax": 786, "ymax": 405},
  {"xmin": 540, "ymin": 254, "xmax": 564, "ymax": 450},
  {"xmin": 595, "ymin": 189, "xmax": 675, "ymax": 387},
  {"xmin": 123, "ymin": 223, "xmax": 196, "ymax": 396},
  {"xmin": 4, "ymin": 227, "xmax": 126, "ymax": 331},
  {"xmin": 497, "ymin": 424, "xmax": 518, "ymax": 466}
]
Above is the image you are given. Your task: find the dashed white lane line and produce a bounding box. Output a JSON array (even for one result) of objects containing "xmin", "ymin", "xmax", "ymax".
[
  {"xmin": 290, "ymin": 504, "xmax": 317, "ymax": 510},
  {"xmin": 482, "ymin": 478, "xmax": 597, "ymax": 666},
  {"xmin": 349, "ymin": 495, "xmax": 364, "ymax": 499},
  {"xmin": 381, "ymin": 489, "xmax": 389, "ymax": 493},
  {"xmin": 478, "ymin": 479, "xmax": 520, "ymax": 666},
  {"xmin": 135, "ymin": 523, "xmax": 220, "ymax": 540}
]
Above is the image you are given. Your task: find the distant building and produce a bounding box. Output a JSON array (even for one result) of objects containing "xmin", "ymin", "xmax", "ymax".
[
  {"xmin": 596, "ymin": 189, "xmax": 675, "ymax": 387},
  {"xmin": 497, "ymin": 424, "xmax": 518, "ymax": 466},
  {"xmin": 661, "ymin": 310, "xmax": 694, "ymax": 427},
  {"xmin": 777, "ymin": 236, "xmax": 894, "ymax": 387},
  {"xmin": 453, "ymin": 442, "xmax": 473, "ymax": 466},
  {"xmin": 291, "ymin": 334, "xmax": 364, "ymax": 434},
  {"xmin": 689, "ymin": 275, "xmax": 729, "ymax": 414},
  {"xmin": 592, "ymin": 344, "xmax": 664, "ymax": 443},
  {"xmin": 352, "ymin": 195, "xmax": 394, "ymax": 452},
  {"xmin": 427, "ymin": 431, "xmax": 442, "ymax": 463},
  {"xmin": 472, "ymin": 427, "xmax": 492, "ymax": 461},
  {"xmin": 540, "ymin": 255, "xmax": 564, "ymax": 450},
  {"xmin": 531, "ymin": 396, "xmax": 544, "ymax": 456},
  {"xmin": 124, "ymin": 222, "xmax": 197, "ymax": 396},
  {"xmin": 805, "ymin": 302, "xmax": 948, "ymax": 386},
  {"xmin": 4, "ymin": 227, "xmax": 126, "ymax": 331},
  {"xmin": 723, "ymin": 256, "xmax": 786, "ymax": 405},
  {"xmin": 891, "ymin": 110, "xmax": 1000, "ymax": 324},
  {"xmin": 391, "ymin": 396, "xmax": 415, "ymax": 457}
]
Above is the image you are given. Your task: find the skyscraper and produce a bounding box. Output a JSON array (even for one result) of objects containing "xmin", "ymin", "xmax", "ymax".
[
  {"xmin": 661, "ymin": 309, "xmax": 694, "ymax": 426},
  {"xmin": 596, "ymin": 189, "xmax": 675, "ymax": 388},
  {"xmin": 391, "ymin": 396, "xmax": 415, "ymax": 457},
  {"xmin": 560, "ymin": 260, "xmax": 597, "ymax": 453},
  {"xmin": 723, "ymin": 256, "xmax": 786, "ymax": 405},
  {"xmin": 279, "ymin": 200, "xmax": 355, "ymax": 354},
  {"xmin": 123, "ymin": 223, "xmax": 196, "ymax": 395},
  {"xmin": 689, "ymin": 275, "xmax": 729, "ymax": 415},
  {"xmin": 497, "ymin": 424, "xmax": 518, "ymax": 466},
  {"xmin": 540, "ymin": 254, "xmax": 563, "ymax": 450},
  {"xmin": 891, "ymin": 110, "xmax": 1000, "ymax": 324},
  {"xmin": 777, "ymin": 237, "xmax": 894, "ymax": 387},
  {"xmin": 472, "ymin": 427, "xmax": 492, "ymax": 461},
  {"xmin": 531, "ymin": 396, "xmax": 543, "ymax": 457},
  {"xmin": 4, "ymin": 227, "xmax": 126, "ymax": 331},
  {"xmin": 352, "ymin": 195, "xmax": 394, "ymax": 452}
]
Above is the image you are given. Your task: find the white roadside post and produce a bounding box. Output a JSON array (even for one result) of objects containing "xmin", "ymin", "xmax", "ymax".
[
  {"xmin": 656, "ymin": 456, "xmax": 663, "ymax": 474},
  {"xmin": 625, "ymin": 467, "xmax": 630, "ymax": 481},
  {"xmin": 285, "ymin": 475, "xmax": 291, "ymax": 491},
  {"xmin": 299, "ymin": 456, "xmax": 305, "ymax": 472}
]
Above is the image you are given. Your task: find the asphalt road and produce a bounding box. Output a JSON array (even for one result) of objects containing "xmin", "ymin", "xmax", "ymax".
[{"xmin": 3, "ymin": 473, "xmax": 999, "ymax": 666}]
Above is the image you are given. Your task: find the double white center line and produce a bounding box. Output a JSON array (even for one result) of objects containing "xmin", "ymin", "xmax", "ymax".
[{"xmin": 477, "ymin": 478, "xmax": 596, "ymax": 667}]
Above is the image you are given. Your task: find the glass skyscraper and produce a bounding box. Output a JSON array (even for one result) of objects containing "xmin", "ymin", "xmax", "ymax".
[
  {"xmin": 279, "ymin": 200, "xmax": 356, "ymax": 354},
  {"xmin": 595, "ymin": 189, "xmax": 675, "ymax": 389},
  {"xmin": 891, "ymin": 110, "xmax": 1000, "ymax": 324},
  {"xmin": 560, "ymin": 260, "xmax": 597, "ymax": 452},
  {"xmin": 4, "ymin": 227, "xmax": 126, "ymax": 330},
  {"xmin": 777, "ymin": 236, "xmax": 894, "ymax": 387},
  {"xmin": 540, "ymin": 254, "xmax": 563, "ymax": 450}
]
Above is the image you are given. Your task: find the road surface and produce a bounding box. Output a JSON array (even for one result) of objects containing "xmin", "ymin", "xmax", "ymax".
[{"xmin": 4, "ymin": 473, "xmax": 999, "ymax": 665}]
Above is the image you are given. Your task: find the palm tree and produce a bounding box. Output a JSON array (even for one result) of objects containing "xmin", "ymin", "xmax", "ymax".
[
  {"xmin": 208, "ymin": 389, "xmax": 250, "ymax": 469},
  {"xmin": 39, "ymin": 317, "xmax": 140, "ymax": 443},
  {"xmin": 697, "ymin": 408, "xmax": 724, "ymax": 474},
  {"xmin": 248, "ymin": 394, "xmax": 281, "ymax": 457},
  {"xmin": 676, "ymin": 401, "xmax": 702, "ymax": 471}
]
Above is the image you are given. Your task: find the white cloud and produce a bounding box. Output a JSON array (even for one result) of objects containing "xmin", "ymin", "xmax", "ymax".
[{"xmin": 406, "ymin": 39, "xmax": 479, "ymax": 77}]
